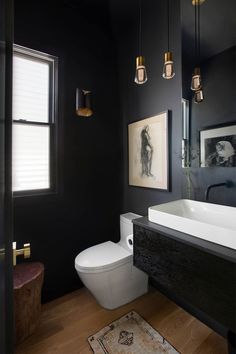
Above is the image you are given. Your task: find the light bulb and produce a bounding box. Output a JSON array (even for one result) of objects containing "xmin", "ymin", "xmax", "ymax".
[
  {"xmin": 191, "ymin": 67, "xmax": 202, "ymax": 91},
  {"xmin": 194, "ymin": 89, "xmax": 204, "ymax": 104},
  {"xmin": 162, "ymin": 52, "xmax": 175, "ymax": 79},
  {"xmin": 134, "ymin": 56, "xmax": 147, "ymax": 84}
]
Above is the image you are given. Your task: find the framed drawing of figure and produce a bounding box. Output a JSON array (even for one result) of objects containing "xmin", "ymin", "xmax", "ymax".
[{"xmin": 128, "ymin": 111, "xmax": 169, "ymax": 190}]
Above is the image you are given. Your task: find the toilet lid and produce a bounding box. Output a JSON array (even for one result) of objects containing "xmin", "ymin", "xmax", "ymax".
[{"xmin": 75, "ymin": 241, "xmax": 132, "ymax": 273}]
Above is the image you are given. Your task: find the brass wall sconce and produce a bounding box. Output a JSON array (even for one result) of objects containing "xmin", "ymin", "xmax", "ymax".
[
  {"xmin": 76, "ymin": 88, "xmax": 93, "ymax": 117},
  {"xmin": 13, "ymin": 242, "xmax": 31, "ymax": 266}
]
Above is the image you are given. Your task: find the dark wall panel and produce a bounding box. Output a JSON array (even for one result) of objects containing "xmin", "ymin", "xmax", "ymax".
[{"xmin": 14, "ymin": 0, "xmax": 122, "ymax": 302}]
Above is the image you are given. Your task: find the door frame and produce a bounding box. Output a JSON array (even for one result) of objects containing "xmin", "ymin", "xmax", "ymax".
[{"xmin": 0, "ymin": 0, "xmax": 14, "ymax": 353}]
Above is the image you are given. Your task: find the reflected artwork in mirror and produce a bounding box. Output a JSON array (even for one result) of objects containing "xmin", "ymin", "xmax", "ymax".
[{"xmin": 200, "ymin": 123, "xmax": 236, "ymax": 167}]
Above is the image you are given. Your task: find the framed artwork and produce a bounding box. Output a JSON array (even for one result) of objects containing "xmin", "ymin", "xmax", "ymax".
[
  {"xmin": 200, "ymin": 122, "xmax": 236, "ymax": 167},
  {"xmin": 128, "ymin": 111, "xmax": 169, "ymax": 190}
]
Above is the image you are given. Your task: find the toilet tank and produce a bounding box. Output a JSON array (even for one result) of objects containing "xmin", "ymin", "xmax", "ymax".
[{"xmin": 120, "ymin": 213, "xmax": 142, "ymax": 240}]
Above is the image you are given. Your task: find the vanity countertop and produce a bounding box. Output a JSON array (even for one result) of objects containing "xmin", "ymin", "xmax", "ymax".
[{"xmin": 133, "ymin": 216, "xmax": 236, "ymax": 264}]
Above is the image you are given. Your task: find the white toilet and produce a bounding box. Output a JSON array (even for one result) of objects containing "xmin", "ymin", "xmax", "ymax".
[{"xmin": 74, "ymin": 213, "xmax": 148, "ymax": 310}]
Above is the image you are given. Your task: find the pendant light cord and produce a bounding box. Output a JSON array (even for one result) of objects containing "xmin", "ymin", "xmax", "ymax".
[
  {"xmin": 195, "ymin": 1, "xmax": 201, "ymax": 66},
  {"xmin": 198, "ymin": 1, "xmax": 200, "ymax": 64},
  {"xmin": 167, "ymin": 0, "xmax": 170, "ymax": 52},
  {"xmin": 139, "ymin": 0, "xmax": 142, "ymax": 55},
  {"xmin": 195, "ymin": 1, "xmax": 197, "ymax": 63}
]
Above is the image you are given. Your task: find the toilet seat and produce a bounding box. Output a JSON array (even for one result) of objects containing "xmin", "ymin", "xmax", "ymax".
[{"xmin": 75, "ymin": 241, "xmax": 132, "ymax": 273}]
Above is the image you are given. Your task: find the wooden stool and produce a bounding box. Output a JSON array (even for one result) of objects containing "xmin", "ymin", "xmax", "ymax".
[{"xmin": 14, "ymin": 262, "xmax": 44, "ymax": 344}]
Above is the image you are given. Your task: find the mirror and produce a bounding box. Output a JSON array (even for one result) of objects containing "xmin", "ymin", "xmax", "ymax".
[{"xmin": 181, "ymin": 0, "xmax": 236, "ymax": 205}]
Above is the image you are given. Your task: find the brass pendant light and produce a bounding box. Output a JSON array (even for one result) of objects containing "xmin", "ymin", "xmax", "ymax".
[
  {"xmin": 163, "ymin": 0, "xmax": 175, "ymax": 80},
  {"xmin": 191, "ymin": 0, "xmax": 204, "ymax": 103},
  {"xmin": 191, "ymin": 67, "xmax": 202, "ymax": 91},
  {"xmin": 134, "ymin": 0, "xmax": 147, "ymax": 84},
  {"xmin": 194, "ymin": 88, "xmax": 204, "ymax": 103}
]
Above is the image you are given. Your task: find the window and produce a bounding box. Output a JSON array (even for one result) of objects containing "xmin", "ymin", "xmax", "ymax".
[{"xmin": 12, "ymin": 45, "xmax": 58, "ymax": 195}]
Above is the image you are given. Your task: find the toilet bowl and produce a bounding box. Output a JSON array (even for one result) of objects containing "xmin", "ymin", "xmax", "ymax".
[{"xmin": 74, "ymin": 213, "xmax": 148, "ymax": 310}]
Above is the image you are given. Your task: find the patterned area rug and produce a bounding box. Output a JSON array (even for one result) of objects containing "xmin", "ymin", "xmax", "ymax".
[{"xmin": 88, "ymin": 311, "xmax": 180, "ymax": 354}]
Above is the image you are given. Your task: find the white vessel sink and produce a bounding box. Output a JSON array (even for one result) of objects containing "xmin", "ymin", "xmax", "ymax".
[{"xmin": 148, "ymin": 199, "xmax": 236, "ymax": 250}]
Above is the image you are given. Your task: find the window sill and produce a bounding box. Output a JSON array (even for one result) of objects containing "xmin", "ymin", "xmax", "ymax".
[{"xmin": 13, "ymin": 188, "xmax": 63, "ymax": 207}]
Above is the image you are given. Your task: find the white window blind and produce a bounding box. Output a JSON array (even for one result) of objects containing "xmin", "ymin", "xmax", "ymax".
[
  {"xmin": 12, "ymin": 46, "xmax": 57, "ymax": 193},
  {"xmin": 12, "ymin": 124, "xmax": 50, "ymax": 191},
  {"xmin": 13, "ymin": 55, "xmax": 49, "ymax": 123}
]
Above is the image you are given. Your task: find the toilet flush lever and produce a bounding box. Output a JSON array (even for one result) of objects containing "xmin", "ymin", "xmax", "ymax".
[{"xmin": 13, "ymin": 242, "xmax": 31, "ymax": 266}]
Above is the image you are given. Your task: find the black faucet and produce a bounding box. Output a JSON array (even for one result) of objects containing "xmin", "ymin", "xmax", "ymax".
[{"xmin": 205, "ymin": 180, "xmax": 234, "ymax": 201}]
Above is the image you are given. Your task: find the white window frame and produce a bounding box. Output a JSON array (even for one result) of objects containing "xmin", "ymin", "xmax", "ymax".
[{"xmin": 13, "ymin": 44, "xmax": 58, "ymax": 196}]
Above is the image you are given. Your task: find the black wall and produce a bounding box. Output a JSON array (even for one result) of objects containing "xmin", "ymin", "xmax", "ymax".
[
  {"xmin": 110, "ymin": 0, "xmax": 183, "ymax": 216},
  {"xmin": 14, "ymin": 0, "xmax": 122, "ymax": 302},
  {"xmin": 13, "ymin": 0, "xmax": 236, "ymax": 304}
]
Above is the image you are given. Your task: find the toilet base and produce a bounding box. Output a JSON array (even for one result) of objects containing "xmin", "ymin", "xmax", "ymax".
[{"xmin": 77, "ymin": 262, "xmax": 148, "ymax": 310}]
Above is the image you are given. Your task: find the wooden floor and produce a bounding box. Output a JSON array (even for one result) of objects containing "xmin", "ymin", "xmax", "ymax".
[{"xmin": 16, "ymin": 287, "xmax": 227, "ymax": 354}]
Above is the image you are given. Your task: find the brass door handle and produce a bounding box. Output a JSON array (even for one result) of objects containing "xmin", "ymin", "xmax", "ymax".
[
  {"xmin": 0, "ymin": 248, "xmax": 4, "ymax": 260},
  {"xmin": 13, "ymin": 242, "xmax": 31, "ymax": 266}
]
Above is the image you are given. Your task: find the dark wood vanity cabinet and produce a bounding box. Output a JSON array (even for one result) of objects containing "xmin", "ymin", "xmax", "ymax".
[{"xmin": 133, "ymin": 219, "xmax": 236, "ymax": 350}]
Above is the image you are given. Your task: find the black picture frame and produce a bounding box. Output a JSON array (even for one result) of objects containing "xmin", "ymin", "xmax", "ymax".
[{"xmin": 199, "ymin": 122, "xmax": 236, "ymax": 167}]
